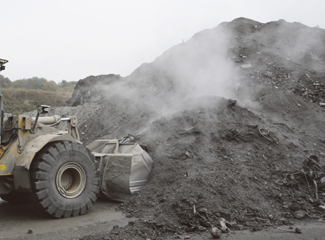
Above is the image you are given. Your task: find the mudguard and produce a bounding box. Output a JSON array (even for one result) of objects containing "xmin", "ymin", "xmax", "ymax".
[{"xmin": 14, "ymin": 132, "xmax": 78, "ymax": 192}]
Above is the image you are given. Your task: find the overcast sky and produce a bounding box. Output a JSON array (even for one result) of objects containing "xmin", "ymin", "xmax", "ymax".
[{"xmin": 1, "ymin": 0, "xmax": 324, "ymax": 83}]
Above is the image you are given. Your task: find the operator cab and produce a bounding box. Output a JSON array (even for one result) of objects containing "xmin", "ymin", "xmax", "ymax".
[{"xmin": 0, "ymin": 59, "xmax": 8, "ymax": 71}]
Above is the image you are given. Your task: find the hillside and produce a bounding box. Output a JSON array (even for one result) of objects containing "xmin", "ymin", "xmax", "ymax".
[
  {"xmin": 1, "ymin": 88, "xmax": 72, "ymax": 114},
  {"xmin": 0, "ymin": 77, "xmax": 76, "ymax": 114}
]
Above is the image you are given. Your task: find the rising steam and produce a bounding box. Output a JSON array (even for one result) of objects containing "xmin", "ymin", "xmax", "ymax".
[{"xmin": 99, "ymin": 23, "xmax": 239, "ymax": 120}]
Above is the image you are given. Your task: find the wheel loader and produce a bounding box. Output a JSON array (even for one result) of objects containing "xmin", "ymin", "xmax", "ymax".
[{"xmin": 0, "ymin": 59, "xmax": 153, "ymax": 218}]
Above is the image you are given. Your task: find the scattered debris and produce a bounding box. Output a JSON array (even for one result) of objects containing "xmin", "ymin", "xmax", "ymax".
[
  {"xmin": 258, "ymin": 127, "xmax": 279, "ymax": 143},
  {"xmin": 241, "ymin": 63, "xmax": 252, "ymax": 68},
  {"xmin": 219, "ymin": 218, "xmax": 230, "ymax": 233},
  {"xmin": 57, "ymin": 17, "xmax": 325, "ymax": 240},
  {"xmin": 293, "ymin": 210, "xmax": 306, "ymax": 219},
  {"xmin": 271, "ymin": 226, "xmax": 302, "ymax": 234},
  {"xmin": 295, "ymin": 228, "xmax": 302, "ymax": 234},
  {"xmin": 210, "ymin": 227, "xmax": 222, "ymax": 239},
  {"xmin": 227, "ymin": 99, "xmax": 237, "ymax": 108}
]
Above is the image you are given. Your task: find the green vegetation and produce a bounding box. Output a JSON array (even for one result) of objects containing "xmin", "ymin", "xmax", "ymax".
[
  {"xmin": 2, "ymin": 88, "xmax": 72, "ymax": 114},
  {"xmin": 0, "ymin": 75, "xmax": 77, "ymax": 92},
  {"xmin": 0, "ymin": 75, "xmax": 77, "ymax": 114}
]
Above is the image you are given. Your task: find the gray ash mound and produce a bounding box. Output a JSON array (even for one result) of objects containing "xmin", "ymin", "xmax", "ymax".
[{"xmin": 63, "ymin": 18, "xmax": 325, "ymax": 239}]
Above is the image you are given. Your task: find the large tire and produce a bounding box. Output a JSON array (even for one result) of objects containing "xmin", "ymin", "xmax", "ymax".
[{"xmin": 30, "ymin": 141, "xmax": 100, "ymax": 218}]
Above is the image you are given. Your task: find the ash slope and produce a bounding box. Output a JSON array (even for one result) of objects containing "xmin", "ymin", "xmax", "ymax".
[{"xmin": 62, "ymin": 17, "xmax": 325, "ymax": 239}]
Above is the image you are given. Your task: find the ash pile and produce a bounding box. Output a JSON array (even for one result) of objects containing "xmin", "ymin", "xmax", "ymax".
[{"xmin": 55, "ymin": 17, "xmax": 325, "ymax": 239}]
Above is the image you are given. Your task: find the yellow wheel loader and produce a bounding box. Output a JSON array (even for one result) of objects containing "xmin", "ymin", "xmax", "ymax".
[{"xmin": 0, "ymin": 59, "xmax": 153, "ymax": 218}]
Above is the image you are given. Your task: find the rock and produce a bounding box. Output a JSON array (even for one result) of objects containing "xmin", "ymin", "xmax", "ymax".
[
  {"xmin": 226, "ymin": 220, "xmax": 237, "ymax": 228},
  {"xmin": 241, "ymin": 63, "xmax": 252, "ymax": 68},
  {"xmin": 264, "ymin": 71, "xmax": 273, "ymax": 77},
  {"xmin": 155, "ymin": 222, "xmax": 164, "ymax": 227},
  {"xmin": 281, "ymin": 218, "xmax": 293, "ymax": 225},
  {"xmin": 319, "ymin": 205, "xmax": 325, "ymax": 210},
  {"xmin": 293, "ymin": 210, "xmax": 306, "ymax": 219},
  {"xmin": 210, "ymin": 227, "xmax": 221, "ymax": 239},
  {"xmin": 198, "ymin": 226, "xmax": 207, "ymax": 232},
  {"xmin": 227, "ymin": 99, "xmax": 237, "ymax": 108},
  {"xmin": 289, "ymin": 203, "xmax": 300, "ymax": 211},
  {"xmin": 219, "ymin": 218, "xmax": 230, "ymax": 233},
  {"xmin": 295, "ymin": 228, "xmax": 302, "ymax": 234},
  {"xmin": 146, "ymin": 220, "xmax": 156, "ymax": 224},
  {"xmin": 159, "ymin": 197, "xmax": 167, "ymax": 203},
  {"xmin": 197, "ymin": 208, "xmax": 208, "ymax": 213},
  {"xmin": 320, "ymin": 176, "xmax": 325, "ymax": 184}
]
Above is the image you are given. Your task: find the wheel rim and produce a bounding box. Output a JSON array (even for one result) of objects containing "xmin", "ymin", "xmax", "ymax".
[{"xmin": 56, "ymin": 162, "xmax": 86, "ymax": 199}]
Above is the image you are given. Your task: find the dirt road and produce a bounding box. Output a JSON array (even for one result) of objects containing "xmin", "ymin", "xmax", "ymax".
[{"xmin": 0, "ymin": 198, "xmax": 131, "ymax": 240}]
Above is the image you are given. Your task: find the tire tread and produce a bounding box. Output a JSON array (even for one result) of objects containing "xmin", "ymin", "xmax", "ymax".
[{"xmin": 30, "ymin": 141, "xmax": 100, "ymax": 218}]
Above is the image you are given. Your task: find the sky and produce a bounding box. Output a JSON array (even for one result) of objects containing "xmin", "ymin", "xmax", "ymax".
[{"xmin": 1, "ymin": 0, "xmax": 324, "ymax": 83}]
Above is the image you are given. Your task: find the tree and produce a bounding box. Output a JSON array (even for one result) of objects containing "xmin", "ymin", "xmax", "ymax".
[
  {"xmin": 43, "ymin": 80, "xmax": 58, "ymax": 91},
  {"xmin": 12, "ymin": 77, "xmax": 58, "ymax": 91},
  {"xmin": 0, "ymin": 75, "xmax": 12, "ymax": 88}
]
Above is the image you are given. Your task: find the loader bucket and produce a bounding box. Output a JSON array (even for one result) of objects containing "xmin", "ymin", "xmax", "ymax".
[{"xmin": 86, "ymin": 140, "xmax": 153, "ymax": 201}]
